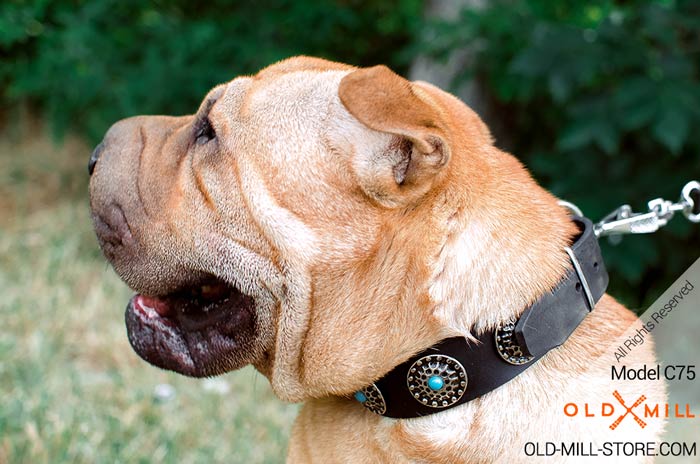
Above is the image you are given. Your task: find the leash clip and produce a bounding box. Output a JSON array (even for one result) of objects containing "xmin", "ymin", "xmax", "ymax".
[{"xmin": 592, "ymin": 180, "xmax": 700, "ymax": 240}]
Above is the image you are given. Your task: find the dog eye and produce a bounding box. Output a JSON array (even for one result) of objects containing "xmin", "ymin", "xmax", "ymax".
[{"xmin": 194, "ymin": 117, "xmax": 216, "ymax": 145}]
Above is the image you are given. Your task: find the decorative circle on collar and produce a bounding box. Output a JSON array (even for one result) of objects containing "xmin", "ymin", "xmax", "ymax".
[
  {"xmin": 406, "ymin": 354, "xmax": 467, "ymax": 408},
  {"xmin": 355, "ymin": 383, "xmax": 386, "ymax": 415},
  {"xmin": 495, "ymin": 319, "xmax": 534, "ymax": 365}
]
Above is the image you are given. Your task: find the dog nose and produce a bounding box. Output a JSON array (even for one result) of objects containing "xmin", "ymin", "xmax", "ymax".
[{"xmin": 88, "ymin": 141, "xmax": 105, "ymax": 176}]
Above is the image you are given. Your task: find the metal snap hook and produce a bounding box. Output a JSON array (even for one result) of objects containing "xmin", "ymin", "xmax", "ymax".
[{"xmin": 681, "ymin": 180, "xmax": 700, "ymax": 223}]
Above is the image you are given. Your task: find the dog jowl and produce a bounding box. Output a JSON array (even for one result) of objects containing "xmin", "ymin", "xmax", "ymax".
[{"xmin": 89, "ymin": 56, "xmax": 666, "ymax": 463}]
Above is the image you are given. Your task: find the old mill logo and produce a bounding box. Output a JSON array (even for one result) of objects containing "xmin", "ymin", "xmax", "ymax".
[
  {"xmin": 564, "ymin": 391, "xmax": 695, "ymax": 429},
  {"xmin": 609, "ymin": 391, "xmax": 646, "ymax": 430}
]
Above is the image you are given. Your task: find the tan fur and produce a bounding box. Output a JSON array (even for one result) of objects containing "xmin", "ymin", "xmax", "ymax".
[{"xmin": 89, "ymin": 56, "xmax": 666, "ymax": 462}]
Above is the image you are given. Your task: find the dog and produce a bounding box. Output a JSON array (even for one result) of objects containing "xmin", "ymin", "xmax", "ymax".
[{"xmin": 89, "ymin": 56, "xmax": 666, "ymax": 463}]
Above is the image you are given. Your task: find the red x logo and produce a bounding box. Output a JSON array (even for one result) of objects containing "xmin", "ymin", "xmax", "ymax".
[{"xmin": 609, "ymin": 390, "xmax": 647, "ymax": 430}]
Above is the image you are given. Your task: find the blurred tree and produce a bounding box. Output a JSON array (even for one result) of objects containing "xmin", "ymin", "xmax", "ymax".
[
  {"xmin": 420, "ymin": 0, "xmax": 700, "ymax": 308},
  {"xmin": 0, "ymin": 0, "xmax": 422, "ymax": 141}
]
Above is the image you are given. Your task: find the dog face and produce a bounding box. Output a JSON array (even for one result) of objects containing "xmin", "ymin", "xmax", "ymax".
[{"xmin": 89, "ymin": 56, "xmax": 505, "ymax": 400}]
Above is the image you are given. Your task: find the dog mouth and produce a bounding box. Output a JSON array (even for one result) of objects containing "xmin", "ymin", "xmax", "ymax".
[{"xmin": 125, "ymin": 275, "xmax": 257, "ymax": 377}]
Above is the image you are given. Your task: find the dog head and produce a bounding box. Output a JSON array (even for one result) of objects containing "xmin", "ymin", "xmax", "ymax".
[{"xmin": 89, "ymin": 56, "xmax": 572, "ymax": 401}]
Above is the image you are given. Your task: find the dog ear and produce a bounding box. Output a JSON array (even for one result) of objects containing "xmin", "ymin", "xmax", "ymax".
[{"xmin": 338, "ymin": 65, "xmax": 450, "ymax": 197}]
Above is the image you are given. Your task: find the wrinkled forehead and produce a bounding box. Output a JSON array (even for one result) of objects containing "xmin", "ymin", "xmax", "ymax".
[
  {"xmin": 215, "ymin": 70, "xmax": 361, "ymax": 189},
  {"xmin": 213, "ymin": 70, "xmax": 349, "ymax": 133},
  {"xmin": 209, "ymin": 69, "xmax": 368, "ymax": 218}
]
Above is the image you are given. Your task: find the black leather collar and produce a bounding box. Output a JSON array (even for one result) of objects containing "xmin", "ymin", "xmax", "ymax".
[{"xmin": 352, "ymin": 216, "xmax": 608, "ymax": 419}]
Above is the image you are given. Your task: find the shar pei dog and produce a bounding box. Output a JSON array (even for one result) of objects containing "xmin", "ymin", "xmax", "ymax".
[{"xmin": 89, "ymin": 57, "xmax": 666, "ymax": 463}]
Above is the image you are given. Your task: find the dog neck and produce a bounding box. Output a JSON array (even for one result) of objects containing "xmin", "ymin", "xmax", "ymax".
[
  {"xmin": 361, "ymin": 152, "xmax": 585, "ymax": 451},
  {"xmin": 353, "ymin": 211, "xmax": 607, "ymax": 418},
  {"xmin": 428, "ymin": 153, "xmax": 577, "ymax": 339}
]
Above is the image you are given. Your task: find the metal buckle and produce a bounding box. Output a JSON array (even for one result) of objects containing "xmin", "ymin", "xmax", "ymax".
[{"xmin": 564, "ymin": 246, "xmax": 595, "ymax": 311}]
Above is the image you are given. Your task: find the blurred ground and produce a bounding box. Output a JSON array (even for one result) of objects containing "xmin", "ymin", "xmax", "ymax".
[{"xmin": 0, "ymin": 127, "xmax": 297, "ymax": 463}]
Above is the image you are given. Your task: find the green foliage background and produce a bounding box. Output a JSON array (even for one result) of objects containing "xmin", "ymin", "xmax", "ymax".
[
  {"xmin": 1, "ymin": 0, "xmax": 698, "ymax": 308},
  {"xmin": 1, "ymin": 0, "xmax": 422, "ymax": 140}
]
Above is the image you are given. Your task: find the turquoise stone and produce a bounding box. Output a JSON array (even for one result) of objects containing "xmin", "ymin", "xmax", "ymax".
[
  {"xmin": 428, "ymin": 375, "xmax": 444, "ymax": 391},
  {"xmin": 354, "ymin": 391, "xmax": 367, "ymax": 403}
]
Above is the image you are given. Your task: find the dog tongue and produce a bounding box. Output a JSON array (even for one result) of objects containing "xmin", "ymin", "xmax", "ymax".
[{"xmin": 139, "ymin": 295, "xmax": 171, "ymax": 317}]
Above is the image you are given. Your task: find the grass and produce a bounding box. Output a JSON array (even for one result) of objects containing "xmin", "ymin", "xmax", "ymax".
[{"xmin": 0, "ymin": 127, "xmax": 298, "ymax": 463}]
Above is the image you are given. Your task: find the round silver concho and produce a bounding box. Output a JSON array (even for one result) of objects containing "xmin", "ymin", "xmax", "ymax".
[
  {"xmin": 406, "ymin": 355, "xmax": 467, "ymax": 408},
  {"xmin": 357, "ymin": 383, "xmax": 387, "ymax": 415},
  {"xmin": 495, "ymin": 319, "xmax": 534, "ymax": 365}
]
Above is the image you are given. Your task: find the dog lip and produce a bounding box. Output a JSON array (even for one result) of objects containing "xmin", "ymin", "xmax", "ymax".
[
  {"xmin": 127, "ymin": 296, "xmax": 196, "ymax": 375},
  {"xmin": 125, "ymin": 284, "xmax": 257, "ymax": 377}
]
